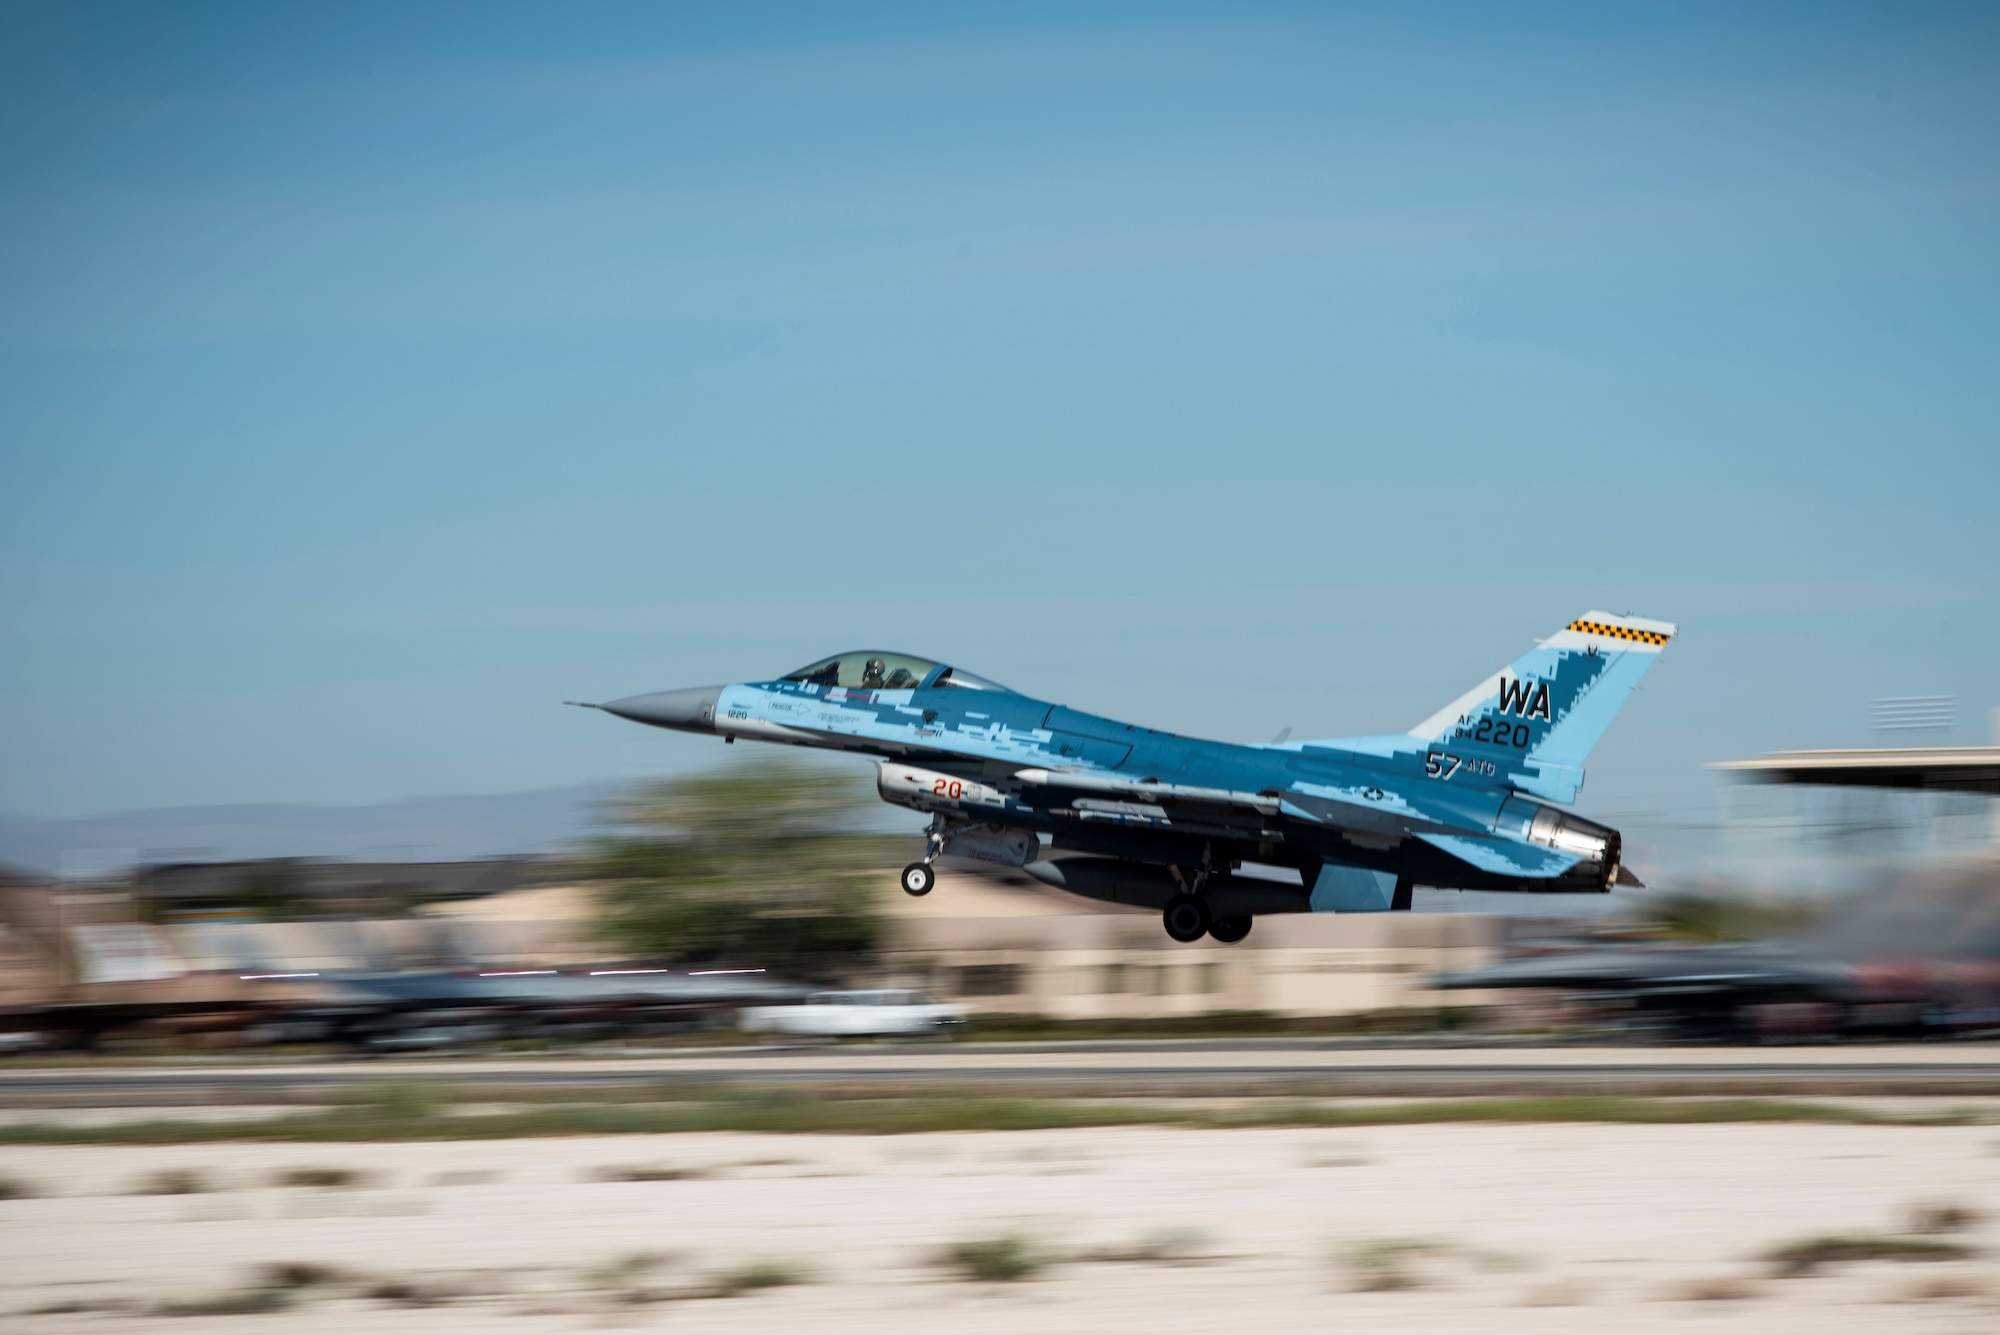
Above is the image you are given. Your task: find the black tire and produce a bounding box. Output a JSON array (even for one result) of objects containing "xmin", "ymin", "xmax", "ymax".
[
  {"xmin": 901, "ymin": 863, "xmax": 936, "ymax": 897},
  {"xmin": 1162, "ymin": 894, "xmax": 1210, "ymax": 943},
  {"xmin": 1391, "ymin": 877, "xmax": 1413, "ymax": 911},
  {"xmin": 1208, "ymin": 914, "xmax": 1252, "ymax": 943}
]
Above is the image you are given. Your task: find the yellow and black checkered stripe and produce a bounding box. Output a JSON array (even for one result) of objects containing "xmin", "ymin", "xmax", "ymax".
[{"xmin": 1568, "ymin": 619, "xmax": 1671, "ymax": 647}]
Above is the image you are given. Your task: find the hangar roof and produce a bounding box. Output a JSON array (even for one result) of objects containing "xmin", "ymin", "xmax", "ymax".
[{"xmin": 1709, "ymin": 747, "xmax": 2000, "ymax": 795}]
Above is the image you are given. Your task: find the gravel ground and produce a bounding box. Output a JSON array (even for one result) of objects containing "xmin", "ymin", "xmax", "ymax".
[{"xmin": 3, "ymin": 1121, "xmax": 1998, "ymax": 1333}]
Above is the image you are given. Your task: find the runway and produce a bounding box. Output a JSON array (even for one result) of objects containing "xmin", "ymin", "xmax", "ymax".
[{"xmin": 6, "ymin": 1040, "xmax": 2000, "ymax": 1106}]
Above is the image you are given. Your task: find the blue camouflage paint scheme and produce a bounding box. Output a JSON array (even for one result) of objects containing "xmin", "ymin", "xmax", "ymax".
[
  {"xmin": 1418, "ymin": 643, "xmax": 1640, "ymax": 803},
  {"xmin": 598, "ymin": 612, "xmax": 1675, "ymax": 912},
  {"xmin": 1413, "ymin": 832, "xmax": 1581, "ymax": 878}
]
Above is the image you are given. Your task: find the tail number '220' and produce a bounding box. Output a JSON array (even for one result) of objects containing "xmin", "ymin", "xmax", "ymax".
[{"xmin": 1426, "ymin": 753, "xmax": 1497, "ymax": 780}]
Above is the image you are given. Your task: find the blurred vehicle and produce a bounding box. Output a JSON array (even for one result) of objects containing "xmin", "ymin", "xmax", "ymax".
[
  {"xmin": 740, "ymin": 989, "xmax": 965, "ymax": 1039},
  {"xmin": 1438, "ymin": 857, "xmax": 2000, "ymax": 1042},
  {"xmin": 583, "ymin": 612, "xmax": 1674, "ymax": 943},
  {"xmin": 282, "ymin": 966, "xmax": 810, "ymax": 1051},
  {"xmin": 0, "ymin": 965, "xmax": 809, "ymax": 1053}
]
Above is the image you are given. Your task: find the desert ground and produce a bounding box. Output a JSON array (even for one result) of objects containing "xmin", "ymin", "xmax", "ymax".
[{"xmin": 4, "ymin": 1118, "xmax": 1999, "ymax": 1333}]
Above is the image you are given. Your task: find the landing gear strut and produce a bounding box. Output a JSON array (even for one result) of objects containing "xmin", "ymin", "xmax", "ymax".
[
  {"xmin": 902, "ymin": 817, "xmax": 945, "ymax": 896},
  {"xmin": 1162, "ymin": 894, "xmax": 1210, "ymax": 943}
]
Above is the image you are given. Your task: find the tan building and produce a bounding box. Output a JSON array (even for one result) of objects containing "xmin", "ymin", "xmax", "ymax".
[
  {"xmin": 879, "ymin": 866, "xmax": 1503, "ymax": 1018},
  {"xmin": 0, "ymin": 859, "xmax": 1510, "ymax": 1030}
]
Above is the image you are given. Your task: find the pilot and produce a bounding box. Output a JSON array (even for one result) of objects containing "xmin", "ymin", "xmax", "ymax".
[{"xmin": 861, "ymin": 657, "xmax": 888, "ymax": 688}]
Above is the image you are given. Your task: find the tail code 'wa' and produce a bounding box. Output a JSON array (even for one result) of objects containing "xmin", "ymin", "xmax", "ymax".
[
  {"xmin": 1405, "ymin": 610, "xmax": 1677, "ymax": 803},
  {"xmin": 1495, "ymin": 676, "xmax": 1551, "ymax": 721}
]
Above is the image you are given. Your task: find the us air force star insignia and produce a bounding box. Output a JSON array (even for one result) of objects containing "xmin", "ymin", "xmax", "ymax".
[{"xmin": 1363, "ymin": 787, "xmax": 1384, "ymax": 801}]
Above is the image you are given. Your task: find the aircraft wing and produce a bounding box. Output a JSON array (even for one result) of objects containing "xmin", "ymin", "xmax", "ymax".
[
  {"xmin": 971, "ymin": 766, "xmax": 1472, "ymax": 847},
  {"xmin": 893, "ymin": 762, "xmax": 1575, "ymax": 876}
]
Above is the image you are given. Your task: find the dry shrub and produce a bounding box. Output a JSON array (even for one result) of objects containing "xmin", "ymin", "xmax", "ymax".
[
  {"xmin": 364, "ymin": 1269, "xmax": 507, "ymax": 1306},
  {"xmin": 364, "ymin": 1278, "xmax": 448, "ymax": 1307},
  {"xmin": 1521, "ymin": 1279, "xmax": 1592, "ymax": 1307},
  {"xmin": 255, "ymin": 1262, "xmax": 346, "ymax": 1290},
  {"xmin": 576, "ymin": 1250, "xmax": 806, "ymax": 1305},
  {"xmin": 1340, "ymin": 1239, "xmax": 1443, "ymax": 1292},
  {"xmin": 1671, "ymin": 1274, "xmax": 1762, "ymax": 1301},
  {"xmin": 590, "ymin": 1163, "xmax": 712, "ymax": 1182},
  {"xmin": 1907, "ymin": 1199, "xmax": 1985, "ymax": 1235},
  {"xmin": 698, "ymin": 1258, "xmax": 812, "ymax": 1298},
  {"xmin": 1299, "ymin": 1143, "xmax": 1372, "ymax": 1168},
  {"xmin": 133, "ymin": 1168, "xmax": 215, "ymax": 1196},
  {"xmin": 939, "ymin": 1233, "xmax": 1048, "ymax": 1283},
  {"xmin": 156, "ymin": 1286, "xmax": 294, "ymax": 1317},
  {"xmin": 581, "ymin": 1250, "xmax": 673, "ymax": 1302},
  {"xmin": 1764, "ymin": 1233, "xmax": 1972, "ymax": 1278},
  {"xmin": 272, "ymin": 1165, "xmax": 369, "ymax": 1189},
  {"xmin": 26, "ymin": 1298, "xmax": 136, "ymax": 1316},
  {"xmin": 1898, "ymin": 1273, "xmax": 1987, "ymax": 1302},
  {"xmin": 1084, "ymin": 1226, "xmax": 1214, "ymax": 1264},
  {"xmin": 584, "ymin": 1251, "xmax": 670, "ymax": 1283},
  {"xmin": 430, "ymin": 1168, "xmax": 502, "ymax": 1187},
  {"xmin": 155, "ymin": 1263, "xmax": 342, "ymax": 1318}
]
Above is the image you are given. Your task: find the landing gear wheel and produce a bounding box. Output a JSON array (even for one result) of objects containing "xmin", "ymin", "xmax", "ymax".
[
  {"xmin": 1208, "ymin": 915, "xmax": 1252, "ymax": 944},
  {"xmin": 1162, "ymin": 894, "xmax": 1211, "ymax": 943},
  {"xmin": 901, "ymin": 863, "xmax": 936, "ymax": 897}
]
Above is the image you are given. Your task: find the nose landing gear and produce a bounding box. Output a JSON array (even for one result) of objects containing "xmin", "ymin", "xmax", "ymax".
[{"xmin": 901, "ymin": 817, "xmax": 946, "ymax": 896}]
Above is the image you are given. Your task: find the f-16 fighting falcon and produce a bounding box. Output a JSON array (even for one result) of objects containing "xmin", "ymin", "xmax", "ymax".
[{"xmin": 581, "ymin": 612, "xmax": 1675, "ymax": 943}]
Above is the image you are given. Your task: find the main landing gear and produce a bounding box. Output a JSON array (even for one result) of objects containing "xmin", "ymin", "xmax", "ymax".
[
  {"xmin": 1162, "ymin": 894, "xmax": 1209, "ymax": 943},
  {"xmin": 1160, "ymin": 847, "xmax": 1253, "ymax": 943},
  {"xmin": 1161, "ymin": 896, "xmax": 1253, "ymax": 943},
  {"xmin": 1208, "ymin": 915, "xmax": 1252, "ymax": 943}
]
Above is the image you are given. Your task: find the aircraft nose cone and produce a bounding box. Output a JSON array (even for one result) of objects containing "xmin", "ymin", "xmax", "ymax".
[{"xmin": 599, "ymin": 685, "xmax": 724, "ymax": 732}]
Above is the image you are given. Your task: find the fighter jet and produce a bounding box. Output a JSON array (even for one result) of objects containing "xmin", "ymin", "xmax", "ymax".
[{"xmin": 583, "ymin": 611, "xmax": 1674, "ymax": 943}]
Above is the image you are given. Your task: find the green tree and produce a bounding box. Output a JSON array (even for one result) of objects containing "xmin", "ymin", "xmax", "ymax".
[
  {"xmin": 1641, "ymin": 888, "xmax": 1820, "ymax": 943},
  {"xmin": 586, "ymin": 758, "xmax": 883, "ymax": 979},
  {"xmin": 234, "ymin": 862, "xmax": 309, "ymax": 919}
]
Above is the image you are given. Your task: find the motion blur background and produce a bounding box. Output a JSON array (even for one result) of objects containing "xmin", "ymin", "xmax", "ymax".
[{"xmin": 2, "ymin": 0, "xmax": 1996, "ymax": 869}]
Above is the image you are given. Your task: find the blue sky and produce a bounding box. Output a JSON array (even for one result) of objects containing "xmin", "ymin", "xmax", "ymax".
[{"xmin": 2, "ymin": 3, "xmax": 1996, "ymax": 863}]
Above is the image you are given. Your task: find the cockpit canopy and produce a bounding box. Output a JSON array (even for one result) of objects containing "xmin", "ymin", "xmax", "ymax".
[{"xmin": 780, "ymin": 651, "xmax": 1011, "ymax": 693}]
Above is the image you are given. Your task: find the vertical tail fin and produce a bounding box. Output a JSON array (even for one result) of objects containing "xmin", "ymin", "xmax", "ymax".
[{"xmin": 1408, "ymin": 611, "xmax": 1676, "ymax": 803}]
